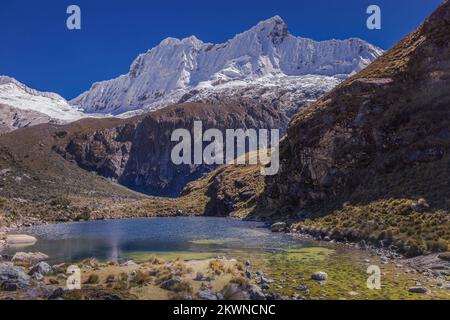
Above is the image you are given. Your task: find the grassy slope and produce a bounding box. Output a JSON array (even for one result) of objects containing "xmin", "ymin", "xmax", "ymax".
[{"xmin": 0, "ymin": 119, "xmax": 147, "ymax": 226}]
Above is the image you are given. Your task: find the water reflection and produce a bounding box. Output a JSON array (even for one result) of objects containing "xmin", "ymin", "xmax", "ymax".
[{"xmin": 4, "ymin": 217, "xmax": 308, "ymax": 264}]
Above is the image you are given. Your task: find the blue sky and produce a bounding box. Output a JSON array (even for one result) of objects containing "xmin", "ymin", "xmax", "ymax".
[{"xmin": 0, "ymin": 0, "xmax": 443, "ymax": 99}]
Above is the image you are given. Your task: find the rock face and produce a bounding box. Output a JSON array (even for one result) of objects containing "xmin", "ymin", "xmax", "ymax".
[
  {"xmin": 263, "ymin": 2, "xmax": 450, "ymax": 223},
  {"xmin": 71, "ymin": 16, "xmax": 381, "ymax": 115},
  {"xmin": 58, "ymin": 102, "xmax": 289, "ymax": 196}
]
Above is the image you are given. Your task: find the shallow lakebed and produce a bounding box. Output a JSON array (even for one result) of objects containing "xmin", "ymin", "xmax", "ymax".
[{"xmin": 3, "ymin": 217, "xmax": 448, "ymax": 300}]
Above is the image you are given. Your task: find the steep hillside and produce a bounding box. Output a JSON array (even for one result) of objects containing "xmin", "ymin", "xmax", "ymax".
[
  {"xmin": 57, "ymin": 102, "xmax": 289, "ymax": 196},
  {"xmin": 257, "ymin": 0, "xmax": 450, "ymax": 256},
  {"xmin": 0, "ymin": 118, "xmax": 150, "ymax": 227}
]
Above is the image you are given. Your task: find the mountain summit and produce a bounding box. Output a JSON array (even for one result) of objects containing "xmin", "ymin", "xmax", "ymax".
[{"xmin": 71, "ymin": 16, "xmax": 383, "ymax": 115}]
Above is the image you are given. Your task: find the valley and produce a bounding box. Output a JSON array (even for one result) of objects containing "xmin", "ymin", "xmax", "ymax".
[{"xmin": 0, "ymin": 1, "xmax": 449, "ymax": 301}]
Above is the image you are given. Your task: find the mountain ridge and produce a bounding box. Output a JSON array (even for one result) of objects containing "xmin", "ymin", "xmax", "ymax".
[{"xmin": 70, "ymin": 16, "xmax": 383, "ymax": 114}]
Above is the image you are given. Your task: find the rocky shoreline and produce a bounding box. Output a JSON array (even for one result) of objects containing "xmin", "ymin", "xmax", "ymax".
[{"xmin": 273, "ymin": 222, "xmax": 450, "ymax": 280}]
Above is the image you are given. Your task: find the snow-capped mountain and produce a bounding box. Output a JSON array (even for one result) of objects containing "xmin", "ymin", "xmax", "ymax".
[
  {"xmin": 71, "ymin": 16, "xmax": 383, "ymax": 115},
  {"xmin": 0, "ymin": 76, "xmax": 85, "ymax": 122}
]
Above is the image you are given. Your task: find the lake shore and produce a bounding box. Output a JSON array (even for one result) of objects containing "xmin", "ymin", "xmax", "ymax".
[{"xmin": 1, "ymin": 217, "xmax": 449, "ymax": 300}]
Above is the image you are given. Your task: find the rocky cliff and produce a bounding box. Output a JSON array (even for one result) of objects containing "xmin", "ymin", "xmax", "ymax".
[
  {"xmin": 56, "ymin": 101, "xmax": 287, "ymax": 196},
  {"xmin": 256, "ymin": 0, "xmax": 450, "ymax": 256}
]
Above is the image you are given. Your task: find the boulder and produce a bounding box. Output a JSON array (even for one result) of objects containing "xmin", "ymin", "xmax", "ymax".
[
  {"xmin": 438, "ymin": 252, "xmax": 450, "ymax": 262},
  {"xmin": 311, "ymin": 271, "xmax": 328, "ymax": 281},
  {"xmin": 259, "ymin": 276, "xmax": 275, "ymax": 284},
  {"xmin": 29, "ymin": 262, "xmax": 53, "ymax": 276},
  {"xmin": 197, "ymin": 290, "xmax": 219, "ymax": 300},
  {"xmin": 6, "ymin": 235, "xmax": 37, "ymax": 246},
  {"xmin": 33, "ymin": 273, "xmax": 44, "ymax": 282},
  {"xmin": 12, "ymin": 252, "xmax": 49, "ymax": 264},
  {"xmin": 271, "ymin": 222, "xmax": 287, "ymax": 232},
  {"xmin": 0, "ymin": 262, "xmax": 31, "ymax": 291},
  {"xmin": 221, "ymin": 284, "xmax": 250, "ymax": 300},
  {"xmin": 248, "ymin": 285, "xmax": 266, "ymax": 300},
  {"xmin": 408, "ymin": 287, "xmax": 430, "ymax": 294},
  {"xmin": 160, "ymin": 277, "xmax": 182, "ymax": 291}
]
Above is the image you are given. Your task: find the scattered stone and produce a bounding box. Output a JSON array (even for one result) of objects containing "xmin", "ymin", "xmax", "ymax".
[
  {"xmin": 408, "ymin": 287, "xmax": 430, "ymax": 294},
  {"xmin": 261, "ymin": 283, "xmax": 270, "ymax": 290},
  {"xmin": 122, "ymin": 260, "xmax": 137, "ymax": 266},
  {"xmin": 194, "ymin": 272, "xmax": 205, "ymax": 281},
  {"xmin": 248, "ymin": 285, "xmax": 266, "ymax": 300},
  {"xmin": 295, "ymin": 284, "xmax": 309, "ymax": 292},
  {"xmin": 160, "ymin": 277, "xmax": 182, "ymax": 291},
  {"xmin": 311, "ymin": 271, "xmax": 328, "ymax": 281},
  {"xmin": 0, "ymin": 262, "xmax": 31, "ymax": 291},
  {"xmin": 259, "ymin": 276, "xmax": 275, "ymax": 284},
  {"xmin": 12, "ymin": 252, "xmax": 49, "ymax": 264},
  {"xmin": 271, "ymin": 222, "xmax": 287, "ymax": 232},
  {"xmin": 33, "ymin": 273, "xmax": 44, "ymax": 281},
  {"xmin": 411, "ymin": 198, "xmax": 430, "ymax": 212},
  {"xmin": 48, "ymin": 288, "xmax": 67, "ymax": 300},
  {"xmin": 348, "ymin": 291, "xmax": 358, "ymax": 296},
  {"xmin": 245, "ymin": 270, "xmax": 253, "ymax": 279},
  {"xmin": 245, "ymin": 260, "xmax": 251, "ymax": 267},
  {"xmin": 221, "ymin": 283, "xmax": 249, "ymax": 300},
  {"xmin": 57, "ymin": 273, "xmax": 67, "ymax": 280},
  {"xmin": 29, "ymin": 262, "xmax": 53, "ymax": 276},
  {"xmin": 265, "ymin": 292, "xmax": 280, "ymax": 300},
  {"xmin": 197, "ymin": 290, "xmax": 219, "ymax": 300},
  {"xmin": 48, "ymin": 278, "xmax": 59, "ymax": 285},
  {"xmin": 438, "ymin": 252, "xmax": 450, "ymax": 262}
]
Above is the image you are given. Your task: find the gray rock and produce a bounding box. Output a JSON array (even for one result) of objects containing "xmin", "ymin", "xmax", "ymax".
[
  {"xmin": 259, "ymin": 276, "xmax": 275, "ymax": 284},
  {"xmin": 408, "ymin": 287, "xmax": 430, "ymax": 294},
  {"xmin": 261, "ymin": 283, "xmax": 270, "ymax": 290},
  {"xmin": 295, "ymin": 284, "xmax": 309, "ymax": 292},
  {"xmin": 33, "ymin": 273, "xmax": 44, "ymax": 281},
  {"xmin": 29, "ymin": 262, "xmax": 53, "ymax": 276},
  {"xmin": 122, "ymin": 260, "xmax": 137, "ymax": 266},
  {"xmin": 0, "ymin": 262, "xmax": 31, "ymax": 291},
  {"xmin": 12, "ymin": 252, "xmax": 49, "ymax": 264},
  {"xmin": 271, "ymin": 222, "xmax": 287, "ymax": 232},
  {"xmin": 221, "ymin": 284, "xmax": 250, "ymax": 300},
  {"xmin": 311, "ymin": 271, "xmax": 328, "ymax": 281},
  {"xmin": 5, "ymin": 234, "xmax": 37, "ymax": 245},
  {"xmin": 194, "ymin": 272, "xmax": 205, "ymax": 281},
  {"xmin": 265, "ymin": 292, "xmax": 280, "ymax": 300},
  {"xmin": 197, "ymin": 290, "xmax": 219, "ymax": 300},
  {"xmin": 248, "ymin": 285, "xmax": 266, "ymax": 300},
  {"xmin": 245, "ymin": 270, "xmax": 253, "ymax": 279},
  {"xmin": 160, "ymin": 277, "xmax": 182, "ymax": 291}
]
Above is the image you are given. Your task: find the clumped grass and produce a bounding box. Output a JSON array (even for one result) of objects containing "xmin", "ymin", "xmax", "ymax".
[
  {"xmin": 131, "ymin": 271, "xmax": 151, "ymax": 285},
  {"xmin": 209, "ymin": 259, "xmax": 226, "ymax": 275},
  {"xmin": 84, "ymin": 274, "xmax": 99, "ymax": 285}
]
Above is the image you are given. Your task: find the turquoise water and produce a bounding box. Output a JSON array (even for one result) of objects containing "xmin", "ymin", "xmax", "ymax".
[{"xmin": 4, "ymin": 217, "xmax": 310, "ymax": 264}]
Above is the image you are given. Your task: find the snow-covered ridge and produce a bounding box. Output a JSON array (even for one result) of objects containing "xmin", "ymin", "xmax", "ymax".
[
  {"xmin": 71, "ymin": 16, "xmax": 384, "ymax": 115},
  {"xmin": 0, "ymin": 76, "xmax": 85, "ymax": 121}
]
